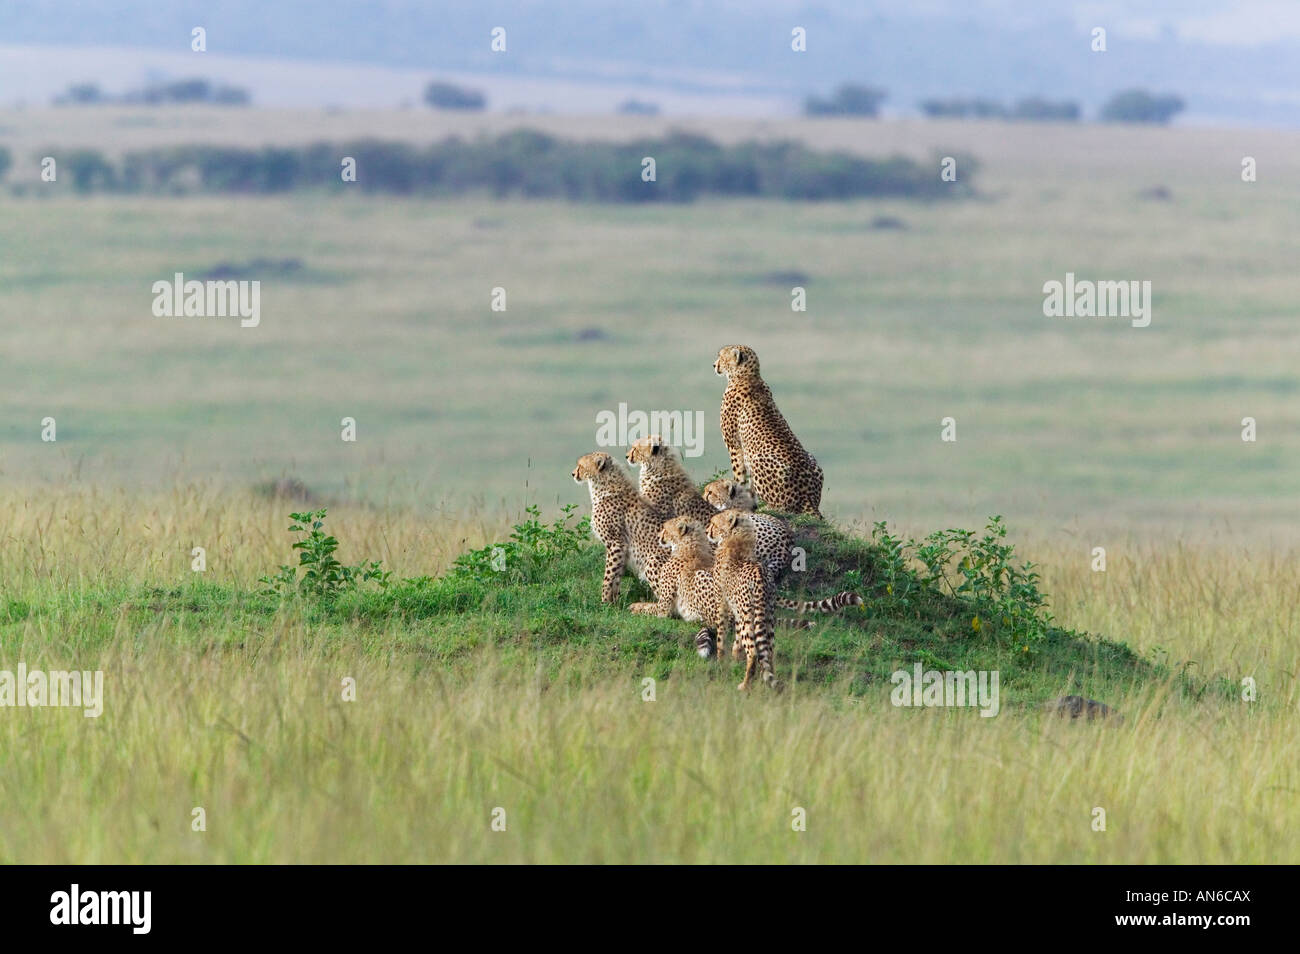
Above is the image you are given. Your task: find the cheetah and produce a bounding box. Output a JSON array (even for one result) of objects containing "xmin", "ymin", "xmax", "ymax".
[
  {"xmin": 703, "ymin": 479, "xmax": 862, "ymax": 614},
  {"xmin": 714, "ymin": 345, "xmax": 824, "ymax": 517},
  {"xmin": 625, "ymin": 435, "xmax": 716, "ymax": 525},
  {"xmin": 571, "ymin": 452, "xmax": 670, "ymax": 604},
  {"xmin": 629, "ymin": 517, "xmax": 727, "ymax": 659},
  {"xmin": 630, "ymin": 516, "xmax": 813, "ymax": 659},
  {"xmin": 707, "ymin": 510, "xmax": 781, "ymax": 692}
]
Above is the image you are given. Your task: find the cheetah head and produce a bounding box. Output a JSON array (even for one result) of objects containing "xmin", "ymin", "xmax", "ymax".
[
  {"xmin": 659, "ymin": 516, "xmax": 709, "ymax": 552},
  {"xmin": 572, "ymin": 451, "xmax": 617, "ymax": 484},
  {"xmin": 713, "ymin": 345, "xmax": 760, "ymax": 380},
  {"xmin": 702, "ymin": 479, "xmax": 759, "ymax": 513},
  {"xmin": 706, "ymin": 509, "xmax": 753, "ymax": 544},
  {"xmin": 626, "ymin": 434, "xmax": 676, "ymax": 469}
]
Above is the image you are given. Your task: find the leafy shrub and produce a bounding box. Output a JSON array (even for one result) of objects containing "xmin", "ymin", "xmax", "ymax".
[
  {"xmin": 451, "ymin": 505, "xmax": 591, "ymax": 584},
  {"xmin": 872, "ymin": 516, "xmax": 1054, "ymax": 645},
  {"xmin": 259, "ymin": 509, "xmax": 390, "ymax": 600}
]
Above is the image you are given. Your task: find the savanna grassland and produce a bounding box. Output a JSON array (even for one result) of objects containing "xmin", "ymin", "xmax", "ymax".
[{"xmin": 1, "ymin": 109, "xmax": 1298, "ymax": 863}]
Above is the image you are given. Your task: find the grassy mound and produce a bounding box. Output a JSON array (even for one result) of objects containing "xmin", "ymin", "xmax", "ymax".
[{"xmin": 217, "ymin": 506, "xmax": 1225, "ymax": 710}]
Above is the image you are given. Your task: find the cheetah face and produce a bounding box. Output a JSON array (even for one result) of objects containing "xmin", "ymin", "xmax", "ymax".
[
  {"xmin": 706, "ymin": 509, "xmax": 751, "ymax": 544},
  {"xmin": 713, "ymin": 345, "xmax": 760, "ymax": 380},
  {"xmin": 702, "ymin": 479, "xmax": 758, "ymax": 512},
  {"xmin": 626, "ymin": 434, "xmax": 670, "ymax": 468},
  {"xmin": 572, "ymin": 452, "xmax": 615, "ymax": 483},
  {"xmin": 660, "ymin": 516, "xmax": 707, "ymax": 552}
]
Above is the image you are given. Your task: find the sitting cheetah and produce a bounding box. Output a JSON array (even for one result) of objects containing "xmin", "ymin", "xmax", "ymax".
[
  {"xmin": 707, "ymin": 510, "xmax": 781, "ymax": 692},
  {"xmin": 630, "ymin": 516, "xmax": 816, "ymax": 659},
  {"xmin": 703, "ymin": 480, "xmax": 862, "ymax": 614},
  {"xmin": 625, "ymin": 435, "xmax": 716, "ymax": 525},
  {"xmin": 629, "ymin": 517, "xmax": 726, "ymax": 659},
  {"xmin": 714, "ymin": 345, "xmax": 824, "ymax": 517},
  {"xmin": 571, "ymin": 452, "xmax": 670, "ymax": 604}
]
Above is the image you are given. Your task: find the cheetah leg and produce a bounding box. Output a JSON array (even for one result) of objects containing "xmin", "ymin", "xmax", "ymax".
[
  {"xmin": 601, "ymin": 543, "xmax": 626, "ymax": 604},
  {"xmin": 738, "ymin": 620, "xmax": 757, "ymax": 691},
  {"xmin": 756, "ymin": 630, "xmax": 781, "ymax": 692},
  {"xmin": 715, "ymin": 605, "xmax": 734, "ymax": 662}
]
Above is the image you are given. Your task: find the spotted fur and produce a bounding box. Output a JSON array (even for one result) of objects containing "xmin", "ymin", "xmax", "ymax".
[
  {"xmin": 630, "ymin": 516, "xmax": 811, "ymax": 658},
  {"xmin": 625, "ymin": 435, "xmax": 716, "ymax": 525},
  {"xmin": 628, "ymin": 517, "xmax": 727, "ymax": 658},
  {"xmin": 703, "ymin": 480, "xmax": 863, "ymax": 614},
  {"xmin": 714, "ymin": 345, "xmax": 824, "ymax": 517},
  {"xmin": 572, "ymin": 452, "xmax": 670, "ymax": 604},
  {"xmin": 707, "ymin": 510, "xmax": 781, "ymax": 691}
]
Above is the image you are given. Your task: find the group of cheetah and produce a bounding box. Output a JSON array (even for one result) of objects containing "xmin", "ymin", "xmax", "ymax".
[{"xmin": 571, "ymin": 345, "xmax": 860, "ymax": 692}]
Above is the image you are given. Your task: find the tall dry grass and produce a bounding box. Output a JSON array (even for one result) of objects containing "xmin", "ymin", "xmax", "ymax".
[{"xmin": 1, "ymin": 487, "xmax": 1296, "ymax": 862}]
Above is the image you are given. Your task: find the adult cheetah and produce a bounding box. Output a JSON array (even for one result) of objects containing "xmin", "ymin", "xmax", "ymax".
[
  {"xmin": 714, "ymin": 344, "xmax": 824, "ymax": 517},
  {"xmin": 571, "ymin": 452, "xmax": 670, "ymax": 604}
]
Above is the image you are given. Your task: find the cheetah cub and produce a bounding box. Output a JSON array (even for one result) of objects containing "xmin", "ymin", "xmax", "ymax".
[
  {"xmin": 625, "ymin": 435, "xmax": 716, "ymax": 525},
  {"xmin": 706, "ymin": 509, "xmax": 781, "ymax": 692},
  {"xmin": 629, "ymin": 517, "xmax": 726, "ymax": 659},
  {"xmin": 703, "ymin": 479, "xmax": 862, "ymax": 614},
  {"xmin": 714, "ymin": 345, "xmax": 824, "ymax": 517},
  {"xmin": 631, "ymin": 514, "xmax": 816, "ymax": 656},
  {"xmin": 572, "ymin": 452, "xmax": 670, "ymax": 604}
]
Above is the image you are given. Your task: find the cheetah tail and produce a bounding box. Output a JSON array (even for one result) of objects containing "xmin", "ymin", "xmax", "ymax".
[
  {"xmin": 775, "ymin": 617, "xmax": 815, "ymax": 630},
  {"xmin": 775, "ymin": 591, "xmax": 863, "ymax": 614}
]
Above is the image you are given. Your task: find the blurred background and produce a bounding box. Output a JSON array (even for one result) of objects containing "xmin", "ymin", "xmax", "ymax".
[{"xmin": 2, "ymin": 0, "xmax": 1298, "ymax": 542}]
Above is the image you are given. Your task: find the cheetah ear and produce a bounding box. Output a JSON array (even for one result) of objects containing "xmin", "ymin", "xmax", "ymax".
[
  {"xmin": 595, "ymin": 455, "xmax": 609, "ymax": 471},
  {"xmin": 650, "ymin": 440, "xmax": 661, "ymax": 455},
  {"xmin": 728, "ymin": 484, "xmax": 737, "ymax": 499},
  {"xmin": 678, "ymin": 520, "xmax": 688, "ymax": 535},
  {"xmin": 733, "ymin": 347, "xmax": 745, "ymax": 365}
]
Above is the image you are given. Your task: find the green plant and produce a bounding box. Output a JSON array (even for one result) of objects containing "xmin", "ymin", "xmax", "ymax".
[
  {"xmin": 450, "ymin": 505, "xmax": 590, "ymax": 583},
  {"xmin": 259, "ymin": 509, "xmax": 391, "ymax": 599},
  {"xmin": 872, "ymin": 516, "xmax": 1054, "ymax": 645}
]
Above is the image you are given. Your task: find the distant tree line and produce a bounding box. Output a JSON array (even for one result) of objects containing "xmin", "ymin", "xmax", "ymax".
[
  {"xmin": 807, "ymin": 83, "xmax": 1184, "ymax": 124},
  {"xmin": 423, "ymin": 81, "xmax": 485, "ymax": 110},
  {"xmin": 804, "ymin": 84, "xmax": 888, "ymax": 117},
  {"xmin": 24, "ymin": 131, "xmax": 973, "ymax": 201},
  {"xmin": 919, "ymin": 97, "xmax": 1081, "ymax": 121},
  {"xmin": 1099, "ymin": 89, "xmax": 1185, "ymax": 124},
  {"xmin": 54, "ymin": 79, "xmax": 251, "ymax": 106}
]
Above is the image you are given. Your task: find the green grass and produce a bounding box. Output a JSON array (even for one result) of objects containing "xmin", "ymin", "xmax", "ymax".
[{"xmin": 1, "ymin": 487, "xmax": 1296, "ymax": 863}]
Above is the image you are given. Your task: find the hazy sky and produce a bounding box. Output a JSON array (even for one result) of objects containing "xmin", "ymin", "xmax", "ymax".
[{"xmin": 2, "ymin": 1, "xmax": 1296, "ymax": 123}]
